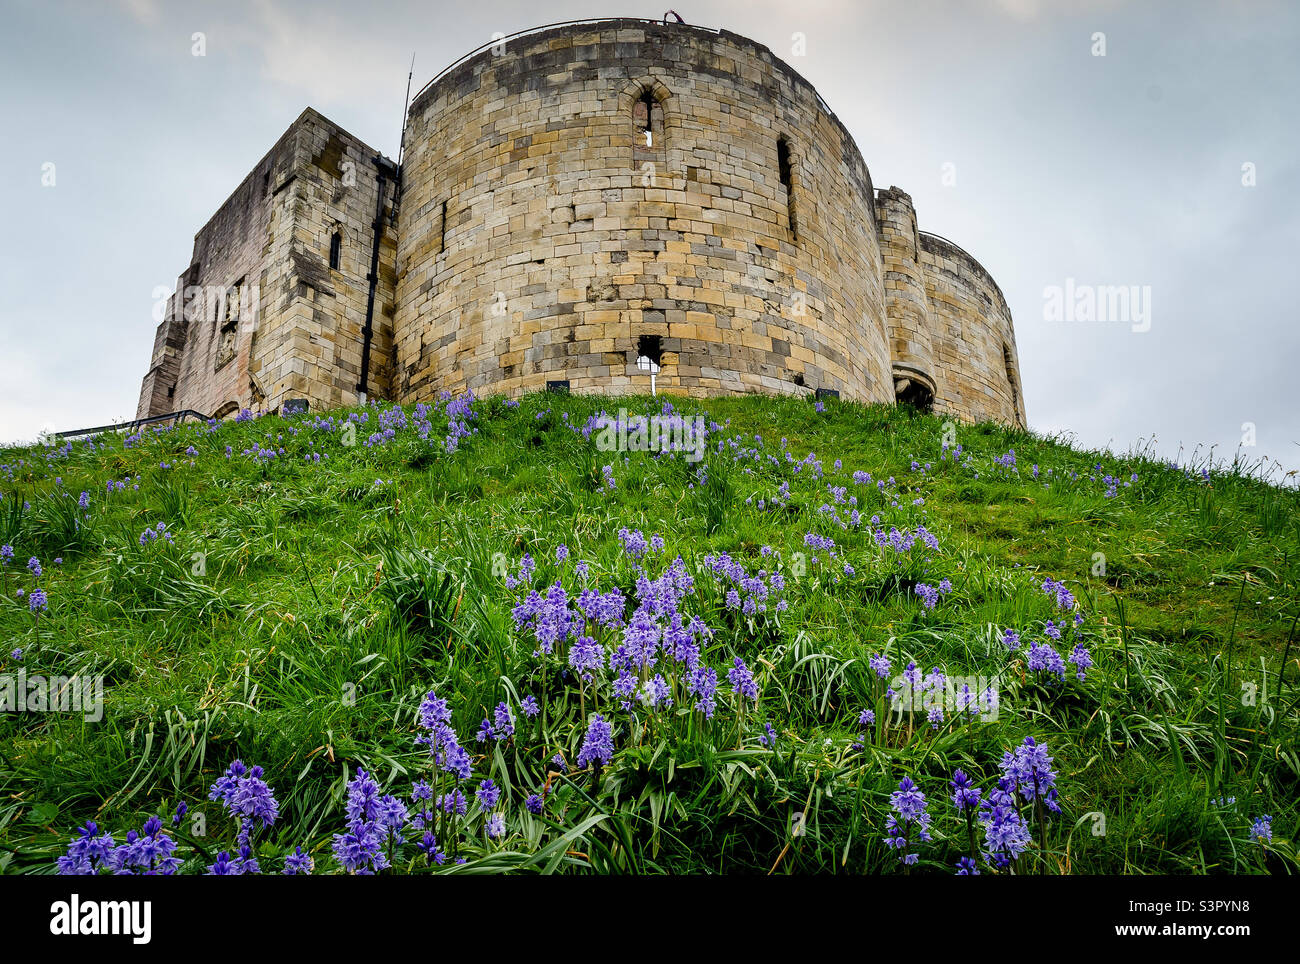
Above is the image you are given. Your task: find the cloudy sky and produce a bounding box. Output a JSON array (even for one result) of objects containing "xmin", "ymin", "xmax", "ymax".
[{"xmin": 2, "ymin": 0, "xmax": 1296, "ymax": 480}]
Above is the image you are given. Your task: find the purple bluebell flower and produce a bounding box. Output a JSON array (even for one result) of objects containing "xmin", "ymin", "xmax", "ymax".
[
  {"xmin": 688, "ymin": 665, "xmax": 718, "ymax": 719},
  {"xmin": 208, "ymin": 760, "xmax": 279, "ymax": 847},
  {"xmin": 577, "ymin": 714, "xmax": 614, "ymax": 769},
  {"xmin": 884, "ymin": 776, "xmax": 932, "ymax": 865},
  {"xmin": 476, "ymin": 779, "xmax": 501, "ymax": 810},
  {"xmin": 1027, "ymin": 640, "xmax": 1066, "ymax": 681},
  {"xmin": 950, "ymin": 769, "xmax": 982, "ymax": 811},
  {"xmin": 282, "ymin": 846, "xmax": 314, "ymax": 875},
  {"xmin": 727, "ymin": 657, "xmax": 758, "ymax": 703},
  {"xmin": 1000, "ymin": 737, "xmax": 1060, "ymax": 813},
  {"xmin": 1251, "ymin": 815, "xmax": 1272, "ymax": 844},
  {"xmin": 979, "ymin": 780, "xmax": 1031, "ymax": 867},
  {"xmin": 1068, "ymin": 643, "xmax": 1092, "ymax": 681},
  {"xmin": 914, "ymin": 583, "xmax": 939, "ymax": 609}
]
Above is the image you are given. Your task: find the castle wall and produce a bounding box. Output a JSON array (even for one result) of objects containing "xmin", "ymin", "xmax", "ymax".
[
  {"xmin": 920, "ymin": 233, "xmax": 1025, "ymax": 426},
  {"xmin": 393, "ymin": 21, "xmax": 892, "ymax": 403},
  {"xmin": 875, "ymin": 187, "xmax": 939, "ymax": 405}
]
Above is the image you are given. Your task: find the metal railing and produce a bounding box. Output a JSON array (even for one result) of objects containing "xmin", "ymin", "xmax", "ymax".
[
  {"xmin": 56, "ymin": 409, "xmax": 211, "ymax": 440},
  {"xmin": 411, "ymin": 17, "xmax": 718, "ymax": 105}
]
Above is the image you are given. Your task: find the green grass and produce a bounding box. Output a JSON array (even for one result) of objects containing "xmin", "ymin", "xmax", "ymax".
[{"xmin": 0, "ymin": 391, "xmax": 1296, "ymax": 875}]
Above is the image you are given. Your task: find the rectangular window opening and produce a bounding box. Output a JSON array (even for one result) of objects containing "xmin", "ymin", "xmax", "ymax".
[{"xmin": 777, "ymin": 137, "xmax": 797, "ymax": 240}]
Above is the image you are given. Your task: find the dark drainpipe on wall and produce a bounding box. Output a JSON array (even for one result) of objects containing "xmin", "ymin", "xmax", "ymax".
[{"xmin": 358, "ymin": 154, "xmax": 399, "ymax": 403}]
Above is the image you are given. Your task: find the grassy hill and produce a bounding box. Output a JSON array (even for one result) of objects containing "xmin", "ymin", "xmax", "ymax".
[{"xmin": 1, "ymin": 391, "xmax": 1296, "ymax": 875}]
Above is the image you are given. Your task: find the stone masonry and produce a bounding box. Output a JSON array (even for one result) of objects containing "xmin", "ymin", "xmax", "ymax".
[{"xmin": 137, "ymin": 19, "xmax": 1025, "ymax": 428}]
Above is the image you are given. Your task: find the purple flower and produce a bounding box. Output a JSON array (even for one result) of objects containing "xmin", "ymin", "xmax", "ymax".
[
  {"xmin": 1027, "ymin": 640, "xmax": 1066, "ymax": 681},
  {"xmin": 28, "ymin": 588, "xmax": 47, "ymax": 612},
  {"xmin": 884, "ymin": 776, "xmax": 932, "ymax": 865},
  {"xmin": 521, "ymin": 694, "xmax": 540, "ymax": 717},
  {"xmin": 914, "ymin": 583, "xmax": 939, "ymax": 609},
  {"xmin": 618, "ymin": 528, "xmax": 649, "ymax": 559},
  {"xmin": 282, "ymin": 846, "xmax": 314, "ymax": 875},
  {"xmin": 476, "ymin": 779, "xmax": 501, "ymax": 809},
  {"xmin": 577, "ymin": 714, "xmax": 614, "ymax": 770},
  {"xmin": 56, "ymin": 821, "xmax": 117, "ymax": 875},
  {"xmin": 492, "ymin": 701, "xmax": 515, "ymax": 741},
  {"xmin": 1000, "ymin": 737, "xmax": 1060, "ymax": 813},
  {"xmin": 27, "ymin": 557, "xmax": 41, "ymax": 578},
  {"xmin": 1251, "ymin": 815, "xmax": 1272, "ymax": 844},
  {"xmin": 688, "ymin": 665, "xmax": 718, "ymax": 719},
  {"xmin": 727, "ymin": 657, "xmax": 758, "ymax": 703},
  {"xmin": 525, "ymin": 793, "xmax": 544, "ymax": 815},
  {"xmin": 955, "ymin": 856, "xmax": 980, "ymax": 875},
  {"xmin": 980, "ymin": 780, "xmax": 1031, "ymax": 866},
  {"xmin": 208, "ymin": 760, "xmax": 279, "ymax": 846},
  {"xmin": 1068, "ymin": 643, "xmax": 1092, "ymax": 681},
  {"xmin": 331, "ymin": 768, "xmax": 402, "ymax": 874},
  {"xmin": 950, "ymin": 769, "xmax": 982, "ymax": 811}
]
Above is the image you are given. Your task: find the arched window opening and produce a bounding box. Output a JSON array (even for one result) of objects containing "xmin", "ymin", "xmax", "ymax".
[
  {"xmin": 634, "ymin": 89, "xmax": 658, "ymax": 147},
  {"xmin": 777, "ymin": 136, "xmax": 798, "ymax": 239},
  {"xmin": 329, "ymin": 230, "xmax": 342, "ymax": 270}
]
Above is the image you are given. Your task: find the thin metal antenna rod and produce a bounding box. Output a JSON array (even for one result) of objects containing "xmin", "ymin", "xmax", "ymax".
[{"xmin": 397, "ymin": 52, "xmax": 415, "ymax": 169}]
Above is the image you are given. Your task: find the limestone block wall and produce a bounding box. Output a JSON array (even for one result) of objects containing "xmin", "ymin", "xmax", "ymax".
[
  {"xmin": 920, "ymin": 233, "xmax": 1025, "ymax": 426},
  {"xmin": 258, "ymin": 110, "xmax": 398, "ymax": 413},
  {"xmin": 876, "ymin": 187, "xmax": 938, "ymax": 402},
  {"xmin": 393, "ymin": 20, "xmax": 893, "ymax": 404}
]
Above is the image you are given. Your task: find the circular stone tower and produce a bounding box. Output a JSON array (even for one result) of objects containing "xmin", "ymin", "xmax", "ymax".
[{"xmin": 394, "ymin": 19, "xmax": 892, "ymax": 403}]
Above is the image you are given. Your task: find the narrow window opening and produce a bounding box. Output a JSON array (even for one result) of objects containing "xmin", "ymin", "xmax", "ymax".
[
  {"xmin": 634, "ymin": 89, "xmax": 657, "ymax": 147},
  {"xmin": 438, "ymin": 199, "xmax": 448, "ymax": 254},
  {"xmin": 1003, "ymin": 344, "xmax": 1020, "ymax": 413},
  {"xmin": 777, "ymin": 136, "xmax": 797, "ymax": 239},
  {"xmin": 329, "ymin": 230, "xmax": 342, "ymax": 270},
  {"xmin": 636, "ymin": 334, "xmax": 663, "ymax": 369}
]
